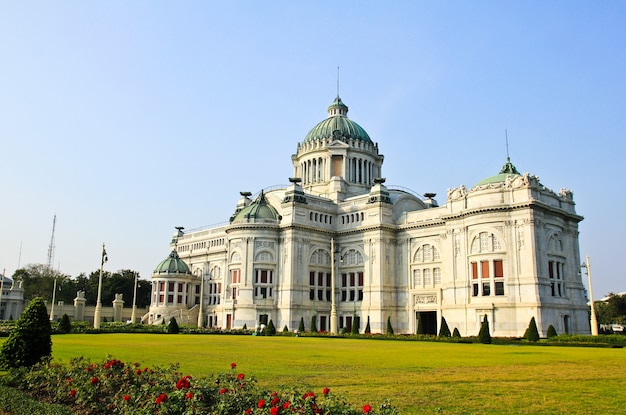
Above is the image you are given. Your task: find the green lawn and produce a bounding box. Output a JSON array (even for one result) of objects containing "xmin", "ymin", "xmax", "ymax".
[{"xmin": 6, "ymin": 334, "xmax": 626, "ymax": 414}]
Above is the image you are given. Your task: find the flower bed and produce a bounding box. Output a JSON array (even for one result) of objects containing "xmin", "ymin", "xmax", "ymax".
[{"xmin": 1, "ymin": 358, "xmax": 397, "ymax": 415}]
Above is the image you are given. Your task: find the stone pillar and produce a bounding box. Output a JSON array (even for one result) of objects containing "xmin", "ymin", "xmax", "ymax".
[
  {"xmin": 74, "ymin": 291, "xmax": 86, "ymax": 321},
  {"xmin": 112, "ymin": 293, "xmax": 124, "ymax": 322}
]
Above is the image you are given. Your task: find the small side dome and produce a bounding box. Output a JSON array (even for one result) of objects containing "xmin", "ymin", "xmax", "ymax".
[
  {"xmin": 475, "ymin": 157, "xmax": 521, "ymax": 186},
  {"xmin": 231, "ymin": 191, "xmax": 282, "ymax": 223},
  {"xmin": 154, "ymin": 250, "xmax": 192, "ymax": 275},
  {"xmin": 303, "ymin": 96, "xmax": 372, "ymax": 143}
]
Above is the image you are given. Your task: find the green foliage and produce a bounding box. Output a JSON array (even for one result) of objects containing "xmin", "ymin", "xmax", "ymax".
[
  {"xmin": 168, "ymin": 317, "xmax": 180, "ymax": 334},
  {"xmin": 283, "ymin": 325, "xmax": 289, "ymax": 333},
  {"xmin": 452, "ymin": 327, "xmax": 461, "ymax": 338},
  {"xmin": 478, "ymin": 314, "xmax": 491, "ymax": 344},
  {"xmin": 365, "ymin": 316, "xmax": 371, "ymax": 334},
  {"xmin": 351, "ymin": 316, "xmax": 359, "ymax": 334},
  {"xmin": 264, "ymin": 319, "xmax": 276, "ymax": 336},
  {"xmin": 2, "ymin": 357, "xmax": 398, "ymax": 415},
  {"xmin": 0, "ymin": 384, "xmax": 73, "ymax": 415},
  {"xmin": 386, "ymin": 316, "xmax": 394, "ymax": 335},
  {"xmin": 525, "ymin": 317, "xmax": 540, "ymax": 342},
  {"xmin": 595, "ymin": 293, "xmax": 626, "ymax": 324},
  {"xmin": 416, "ymin": 315, "xmax": 424, "ymax": 335},
  {"xmin": 58, "ymin": 314, "xmax": 72, "ymax": 334},
  {"xmin": 0, "ymin": 297, "xmax": 52, "ymax": 368},
  {"xmin": 438, "ymin": 316, "xmax": 451, "ymax": 337},
  {"xmin": 310, "ymin": 316, "xmax": 318, "ymax": 333},
  {"xmin": 298, "ymin": 317, "xmax": 305, "ymax": 333},
  {"xmin": 547, "ymin": 324, "xmax": 558, "ymax": 338},
  {"xmin": 242, "ymin": 323, "xmax": 247, "ymax": 330}
]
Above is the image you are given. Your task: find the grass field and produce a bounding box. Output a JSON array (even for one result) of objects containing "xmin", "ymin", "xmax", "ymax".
[{"xmin": 4, "ymin": 334, "xmax": 626, "ymax": 414}]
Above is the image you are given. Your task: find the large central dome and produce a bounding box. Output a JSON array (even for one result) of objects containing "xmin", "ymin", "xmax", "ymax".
[{"xmin": 303, "ymin": 96, "xmax": 372, "ymax": 143}]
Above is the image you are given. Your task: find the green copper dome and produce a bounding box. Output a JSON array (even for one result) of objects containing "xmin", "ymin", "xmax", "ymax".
[
  {"xmin": 475, "ymin": 157, "xmax": 521, "ymax": 186},
  {"xmin": 231, "ymin": 191, "xmax": 282, "ymax": 223},
  {"xmin": 303, "ymin": 96, "xmax": 372, "ymax": 143},
  {"xmin": 154, "ymin": 250, "xmax": 192, "ymax": 275}
]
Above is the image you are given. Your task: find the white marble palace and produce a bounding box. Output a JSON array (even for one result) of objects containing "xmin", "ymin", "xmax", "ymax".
[{"xmin": 148, "ymin": 96, "xmax": 590, "ymax": 337}]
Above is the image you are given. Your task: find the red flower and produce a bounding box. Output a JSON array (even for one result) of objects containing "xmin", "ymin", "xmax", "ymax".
[
  {"xmin": 65, "ymin": 377, "xmax": 72, "ymax": 384},
  {"xmin": 85, "ymin": 367, "xmax": 92, "ymax": 372},
  {"xmin": 231, "ymin": 362, "xmax": 237, "ymax": 369},
  {"xmin": 363, "ymin": 404, "xmax": 372, "ymax": 414},
  {"xmin": 270, "ymin": 406, "xmax": 279, "ymax": 415},
  {"xmin": 69, "ymin": 389, "xmax": 77, "ymax": 398},
  {"xmin": 156, "ymin": 393, "xmax": 168, "ymax": 404},
  {"xmin": 136, "ymin": 369, "xmax": 142, "ymax": 375},
  {"xmin": 303, "ymin": 391, "xmax": 315, "ymax": 400},
  {"xmin": 237, "ymin": 373, "xmax": 245, "ymax": 380},
  {"xmin": 245, "ymin": 410, "xmax": 252, "ymax": 415},
  {"xmin": 176, "ymin": 375, "xmax": 192, "ymax": 389},
  {"xmin": 323, "ymin": 387, "xmax": 330, "ymax": 396},
  {"xmin": 258, "ymin": 399, "xmax": 266, "ymax": 408},
  {"xmin": 282, "ymin": 401, "xmax": 291, "ymax": 409},
  {"xmin": 185, "ymin": 392, "xmax": 194, "ymax": 400},
  {"xmin": 219, "ymin": 388, "xmax": 228, "ymax": 394},
  {"xmin": 123, "ymin": 394, "xmax": 131, "ymax": 401},
  {"xmin": 271, "ymin": 397, "xmax": 280, "ymax": 406},
  {"xmin": 90, "ymin": 376, "xmax": 99, "ymax": 385}
]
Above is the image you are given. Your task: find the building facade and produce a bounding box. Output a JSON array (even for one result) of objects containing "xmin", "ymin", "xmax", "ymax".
[
  {"xmin": 0, "ymin": 275, "xmax": 26, "ymax": 320},
  {"xmin": 149, "ymin": 96, "xmax": 589, "ymax": 337}
]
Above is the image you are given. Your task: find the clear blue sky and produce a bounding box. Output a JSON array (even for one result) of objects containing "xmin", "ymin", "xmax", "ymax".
[{"xmin": 1, "ymin": 2, "xmax": 624, "ymax": 298}]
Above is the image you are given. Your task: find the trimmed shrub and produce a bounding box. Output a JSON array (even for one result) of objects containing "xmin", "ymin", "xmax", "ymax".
[
  {"xmin": 417, "ymin": 315, "xmax": 424, "ymax": 334},
  {"xmin": 438, "ymin": 316, "xmax": 451, "ymax": 337},
  {"xmin": 525, "ymin": 317, "xmax": 540, "ymax": 342},
  {"xmin": 386, "ymin": 316, "xmax": 394, "ymax": 335},
  {"xmin": 547, "ymin": 324, "xmax": 558, "ymax": 338},
  {"xmin": 242, "ymin": 323, "xmax": 247, "ymax": 330},
  {"xmin": 452, "ymin": 327, "xmax": 461, "ymax": 338},
  {"xmin": 282, "ymin": 325, "xmax": 289, "ymax": 333},
  {"xmin": 478, "ymin": 314, "xmax": 491, "ymax": 344},
  {"xmin": 364, "ymin": 316, "xmax": 371, "ymax": 334},
  {"xmin": 0, "ymin": 297, "xmax": 52, "ymax": 368},
  {"xmin": 351, "ymin": 316, "xmax": 359, "ymax": 334},
  {"xmin": 310, "ymin": 316, "xmax": 318, "ymax": 333},
  {"xmin": 58, "ymin": 314, "xmax": 72, "ymax": 334},
  {"xmin": 167, "ymin": 317, "xmax": 180, "ymax": 334},
  {"xmin": 265, "ymin": 319, "xmax": 276, "ymax": 336},
  {"xmin": 298, "ymin": 317, "xmax": 305, "ymax": 333}
]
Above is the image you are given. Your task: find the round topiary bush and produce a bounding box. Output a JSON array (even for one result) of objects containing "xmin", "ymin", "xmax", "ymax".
[
  {"xmin": 167, "ymin": 317, "xmax": 180, "ymax": 334},
  {"xmin": 0, "ymin": 297, "xmax": 52, "ymax": 368},
  {"xmin": 547, "ymin": 324, "xmax": 558, "ymax": 338}
]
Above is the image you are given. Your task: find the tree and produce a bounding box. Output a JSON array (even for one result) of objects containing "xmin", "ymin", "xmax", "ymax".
[
  {"xmin": 364, "ymin": 316, "xmax": 371, "ymax": 334},
  {"xmin": 310, "ymin": 316, "xmax": 318, "ymax": 333},
  {"xmin": 167, "ymin": 317, "xmax": 179, "ymax": 334},
  {"xmin": 265, "ymin": 320, "xmax": 276, "ymax": 336},
  {"xmin": 386, "ymin": 316, "xmax": 394, "ymax": 335},
  {"xmin": 58, "ymin": 313, "xmax": 72, "ymax": 334},
  {"xmin": 416, "ymin": 315, "xmax": 424, "ymax": 335},
  {"xmin": 525, "ymin": 317, "xmax": 540, "ymax": 342},
  {"xmin": 351, "ymin": 315, "xmax": 359, "ymax": 334},
  {"xmin": 298, "ymin": 317, "xmax": 305, "ymax": 333},
  {"xmin": 478, "ymin": 314, "xmax": 491, "ymax": 344},
  {"xmin": 452, "ymin": 327, "xmax": 461, "ymax": 338},
  {"xmin": 438, "ymin": 316, "xmax": 451, "ymax": 337},
  {"xmin": 546, "ymin": 324, "xmax": 558, "ymax": 338},
  {"xmin": 13, "ymin": 265, "xmax": 67, "ymax": 303},
  {"xmin": 0, "ymin": 297, "xmax": 52, "ymax": 368}
]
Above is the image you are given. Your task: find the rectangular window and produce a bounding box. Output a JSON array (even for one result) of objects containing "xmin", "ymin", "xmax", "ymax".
[
  {"xmin": 358, "ymin": 289, "xmax": 363, "ymax": 301},
  {"xmin": 318, "ymin": 273, "xmax": 324, "ymax": 286},
  {"xmin": 232, "ymin": 269, "xmax": 240, "ymax": 284},
  {"xmin": 318, "ymin": 289, "xmax": 323, "ymax": 301},
  {"xmin": 556, "ymin": 263, "xmax": 561, "ymax": 280},
  {"xmin": 494, "ymin": 260, "xmax": 504, "ymax": 278},
  {"xmin": 548, "ymin": 261, "xmax": 554, "ymax": 278},
  {"xmin": 177, "ymin": 295, "xmax": 182, "ymax": 304},
  {"xmin": 358, "ymin": 272, "xmax": 364, "ymax": 286},
  {"xmin": 310, "ymin": 272, "xmax": 315, "ymax": 286},
  {"xmin": 178, "ymin": 284, "xmax": 183, "ymax": 292},
  {"xmin": 482, "ymin": 282, "xmax": 491, "ymax": 296},
  {"xmin": 350, "ymin": 273, "xmax": 355, "ymax": 287},
  {"xmin": 232, "ymin": 287, "xmax": 237, "ymax": 299},
  {"xmin": 471, "ymin": 262, "xmax": 478, "ymax": 279},
  {"xmin": 341, "ymin": 274, "xmax": 347, "ymax": 287},
  {"xmin": 326, "ymin": 273, "xmax": 331, "ymax": 287},
  {"xmin": 472, "ymin": 284, "xmax": 479, "ymax": 297},
  {"xmin": 558, "ymin": 283, "xmax": 562, "ymax": 297},
  {"xmin": 168, "ymin": 282, "xmax": 175, "ymax": 291},
  {"xmin": 551, "ymin": 282, "xmax": 556, "ymax": 297},
  {"xmin": 349, "ymin": 290, "xmax": 355, "ymax": 301},
  {"xmin": 260, "ymin": 270, "xmax": 268, "ymax": 284},
  {"xmin": 167, "ymin": 294, "xmax": 174, "ymax": 303},
  {"xmin": 195, "ymin": 285, "xmax": 201, "ymax": 294},
  {"xmin": 326, "ymin": 290, "xmax": 331, "ymax": 301},
  {"xmin": 310, "ymin": 289, "xmax": 315, "ymax": 300},
  {"xmin": 481, "ymin": 261, "xmax": 490, "ymax": 279},
  {"xmin": 495, "ymin": 281, "xmax": 504, "ymax": 296},
  {"xmin": 341, "ymin": 290, "xmax": 347, "ymax": 301}
]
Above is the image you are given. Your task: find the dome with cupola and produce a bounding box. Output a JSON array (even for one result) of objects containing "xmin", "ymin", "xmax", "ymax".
[
  {"xmin": 303, "ymin": 96, "xmax": 372, "ymax": 143},
  {"xmin": 475, "ymin": 157, "xmax": 521, "ymax": 186},
  {"xmin": 153, "ymin": 250, "xmax": 192, "ymax": 275},
  {"xmin": 231, "ymin": 191, "xmax": 282, "ymax": 223}
]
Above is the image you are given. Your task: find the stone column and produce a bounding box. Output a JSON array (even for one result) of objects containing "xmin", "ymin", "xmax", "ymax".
[
  {"xmin": 112, "ymin": 293, "xmax": 124, "ymax": 322},
  {"xmin": 74, "ymin": 291, "xmax": 86, "ymax": 321}
]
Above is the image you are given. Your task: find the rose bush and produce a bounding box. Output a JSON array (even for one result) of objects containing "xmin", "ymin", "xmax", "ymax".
[{"xmin": 2, "ymin": 357, "xmax": 398, "ymax": 415}]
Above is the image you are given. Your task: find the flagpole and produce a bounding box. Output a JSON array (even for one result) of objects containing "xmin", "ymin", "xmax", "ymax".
[
  {"xmin": 93, "ymin": 243, "xmax": 107, "ymax": 329},
  {"xmin": 130, "ymin": 271, "xmax": 138, "ymax": 324},
  {"xmin": 0, "ymin": 269, "xmax": 5, "ymax": 320}
]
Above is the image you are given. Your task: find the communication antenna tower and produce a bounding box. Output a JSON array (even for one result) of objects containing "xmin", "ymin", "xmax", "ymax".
[{"xmin": 47, "ymin": 214, "xmax": 56, "ymax": 268}]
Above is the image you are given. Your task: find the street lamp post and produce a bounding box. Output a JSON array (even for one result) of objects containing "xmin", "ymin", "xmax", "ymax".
[
  {"xmin": 130, "ymin": 271, "xmax": 138, "ymax": 324},
  {"xmin": 197, "ymin": 269, "xmax": 205, "ymax": 328},
  {"xmin": 50, "ymin": 276, "xmax": 58, "ymax": 321},
  {"xmin": 330, "ymin": 238, "xmax": 338, "ymax": 335},
  {"xmin": 581, "ymin": 255, "xmax": 598, "ymax": 336},
  {"xmin": 93, "ymin": 243, "xmax": 107, "ymax": 329}
]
